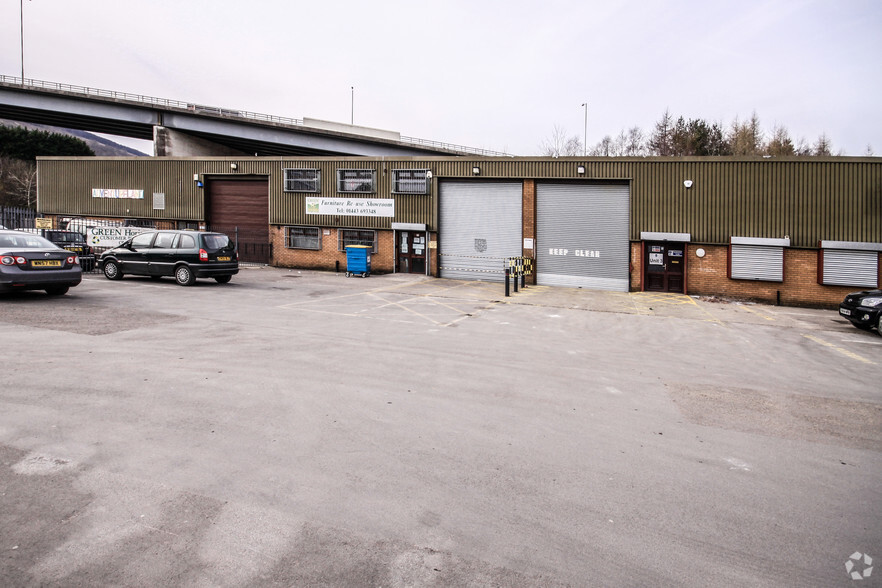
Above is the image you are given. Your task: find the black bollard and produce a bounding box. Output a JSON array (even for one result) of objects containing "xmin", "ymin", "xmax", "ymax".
[{"xmin": 505, "ymin": 268, "xmax": 510, "ymax": 297}]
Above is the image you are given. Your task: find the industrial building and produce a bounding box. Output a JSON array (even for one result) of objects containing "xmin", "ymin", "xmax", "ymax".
[{"xmin": 36, "ymin": 155, "xmax": 882, "ymax": 307}]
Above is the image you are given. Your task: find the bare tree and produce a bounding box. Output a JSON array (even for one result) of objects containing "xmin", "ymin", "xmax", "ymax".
[
  {"xmin": 540, "ymin": 125, "xmax": 583, "ymax": 157},
  {"xmin": 588, "ymin": 135, "xmax": 614, "ymax": 156},
  {"xmin": 1, "ymin": 158, "xmax": 37, "ymax": 208},
  {"xmin": 766, "ymin": 125, "xmax": 795, "ymax": 156},
  {"xmin": 729, "ymin": 112, "xmax": 764, "ymax": 155},
  {"xmin": 648, "ymin": 109, "xmax": 675, "ymax": 155},
  {"xmin": 813, "ymin": 133, "xmax": 833, "ymax": 156},
  {"xmin": 624, "ymin": 126, "xmax": 647, "ymax": 156}
]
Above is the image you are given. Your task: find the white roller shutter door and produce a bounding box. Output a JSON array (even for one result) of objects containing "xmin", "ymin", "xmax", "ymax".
[
  {"xmin": 439, "ymin": 181, "xmax": 522, "ymax": 281},
  {"xmin": 730, "ymin": 245, "xmax": 784, "ymax": 281},
  {"xmin": 822, "ymin": 249, "xmax": 879, "ymax": 287},
  {"xmin": 536, "ymin": 183, "xmax": 630, "ymax": 291}
]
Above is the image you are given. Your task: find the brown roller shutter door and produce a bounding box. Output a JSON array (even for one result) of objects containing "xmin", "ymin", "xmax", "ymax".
[{"xmin": 207, "ymin": 178, "xmax": 270, "ymax": 263}]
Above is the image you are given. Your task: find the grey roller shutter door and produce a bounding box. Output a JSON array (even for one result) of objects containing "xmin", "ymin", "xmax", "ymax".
[
  {"xmin": 730, "ymin": 245, "xmax": 784, "ymax": 281},
  {"xmin": 536, "ymin": 183, "xmax": 629, "ymax": 291},
  {"xmin": 439, "ymin": 181, "xmax": 522, "ymax": 281},
  {"xmin": 822, "ymin": 249, "xmax": 878, "ymax": 287}
]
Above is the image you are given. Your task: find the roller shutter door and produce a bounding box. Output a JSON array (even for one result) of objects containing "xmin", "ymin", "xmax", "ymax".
[
  {"xmin": 822, "ymin": 249, "xmax": 878, "ymax": 287},
  {"xmin": 208, "ymin": 179, "xmax": 269, "ymax": 234},
  {"xmin": 208, "ymin": 178, "xmax": 270, "ymax": 263},
  {"xmin": 439, "ymin": 181, "xmax": 522, "ymax": 281},
  {"xmin": 730, "ymin": 245, "xmax": 784, "ymax": 281},
  {"xmin": 536, "ymin": 183, "xmax": 629, "ymax": 291}
]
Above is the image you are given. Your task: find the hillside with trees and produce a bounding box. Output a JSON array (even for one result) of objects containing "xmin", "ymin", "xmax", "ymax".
[
  {"xmin": 540, "ymin": 110, "xmax": 869, "ymax": 157},
  {"xmin": 0, "ymin": 125, "xmax": 95, "ymax": 209}
]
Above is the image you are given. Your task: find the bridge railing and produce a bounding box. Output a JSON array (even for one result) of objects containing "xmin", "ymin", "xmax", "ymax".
[{"xmin": 1, "ymin": 75, "xmax": 512, "ymax": 157}]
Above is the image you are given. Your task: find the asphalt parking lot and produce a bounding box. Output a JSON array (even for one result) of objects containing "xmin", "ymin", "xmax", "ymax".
[{"xmin": 2, "ymin": 267, "xmax": 880, "ymax": 587}]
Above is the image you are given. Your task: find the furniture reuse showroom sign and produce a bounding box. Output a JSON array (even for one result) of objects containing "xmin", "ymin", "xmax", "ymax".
[{"xmin": 306, "ymin": 197, "xmax": 394, "ymax": 217}]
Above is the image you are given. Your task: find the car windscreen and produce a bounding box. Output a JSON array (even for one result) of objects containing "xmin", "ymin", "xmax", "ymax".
[
  {"xmin": 51, "ymin": 232, "xmax": 85, "ymax": 243},
  {"xmin": 202, "ymin": 234, "xmax": 231, "ymax": 250},
  {"xmin": 0, "ymin": 234, "xmax": 58, "ymax": 249}
]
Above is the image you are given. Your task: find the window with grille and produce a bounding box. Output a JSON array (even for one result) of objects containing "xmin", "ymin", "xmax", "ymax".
[
  {"xmin": 336, "ymin": 169, "xmax": 375, "ymax": 193},
  {"xmin": 286, "ymin": 226, "xmax": 322, "ymax": 250},
  {"xmin": 338, "ymin": 229, "xmax": 377, "ymax": 253},
  {"xmin": 284, "ymin": 169, "xmax": 321, "ymax": 192},
  {"xmin": 392, "ymin": 169, "xmax": 429, "ymax": 194}
]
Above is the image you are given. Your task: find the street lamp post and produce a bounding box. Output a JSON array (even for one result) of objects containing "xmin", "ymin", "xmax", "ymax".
[
  {"xmin": 582, "ymin": 102, "xmax": 588, "ymax": 156},
  {"xmin": 351, "ymin": 86, "xmax": 354, "ymax": 125},
  {"xmin": 20, "ymin": 0, "xmax": 25, "ymax": 83}
]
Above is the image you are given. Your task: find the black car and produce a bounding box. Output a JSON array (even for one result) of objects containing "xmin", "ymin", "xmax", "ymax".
[
  {"xmin": 839, "ymin": 289, "xmax": 882, "ymax": 335},
  {"xmin": 0, "ymin": 229, "xmax": 83, "ymax": 296},
  {"xmin": 98, "ymin": 230, "xmax": 238, "ymax": 286},
  {"xmin": 40, "ymin": 229, "xmax": 96, "ymax": 271}
]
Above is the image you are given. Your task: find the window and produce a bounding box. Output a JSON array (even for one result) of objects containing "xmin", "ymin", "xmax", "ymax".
[
  {"xmin": 284, "ymin": 169, "xmax": 321, "ymax": 192},
  {"xmin": 729, "ymin": 237, "xmax": 789, "ymax": 282},
  {"xmin": 153, "ymin": 232, "xmax": 176, "ymax": 248},
  {"xmin": 131, "ymin": 232, "xmax": 155, "ymax": 249},
  {"xmin": 336, "ymin": 169, "xmax": 375, "ymax": 193},
  {"xmin": 338, "ymin": 229, "xmax": 376, "ymax": 253},
  {"xmin": 820, "ymin": 241, "xmax": 882, "ymax": 287},
  {"xmin": 177, "ymin": 234, "xmax": 196, "ymax": 249},
  {"xmin": 392, "ymin": 169, "xmax": 430, "ymax": 194},
  {"xmin": 286, "ymin": 226, "xmax": 322, "ymax": 250}
]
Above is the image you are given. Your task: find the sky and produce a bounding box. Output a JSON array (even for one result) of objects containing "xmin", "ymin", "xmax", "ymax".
[{"xmin": 1, "ymin": 0, "xmax": 881, "ymax": 156}]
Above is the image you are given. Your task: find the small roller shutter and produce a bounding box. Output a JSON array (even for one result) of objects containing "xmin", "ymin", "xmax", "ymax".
[
  {"xmin": 821, "ymin": 242, "xmax": 881, "ymax": 287},
  {"xmin": 729, "ymin": 237, "xmax": 789, "ymax": 282}
]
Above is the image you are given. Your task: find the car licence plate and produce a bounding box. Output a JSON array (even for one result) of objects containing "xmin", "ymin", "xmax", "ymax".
[
  {"xmin": 31, "ymin": 260, "xmax": 62, "ymax": 268},
  {"xmin": 839, "ymin": 308, "xmax": 851, "ymax": 316},
  {"xmin": 217, "ymin": 256, "xmax": 231, "ymax": 261}
]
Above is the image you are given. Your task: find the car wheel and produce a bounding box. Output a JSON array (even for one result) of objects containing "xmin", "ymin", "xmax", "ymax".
[
  {"xmin": 103, "ymin": 260, "xmax": 123, "ymax": 280},
  {"xmin": 175, "ymin": 265, "xmax": 196, "ymax": 286},
  {"xmin": 214, "ymin": 275, "xmax": 232, "ymax": 284},
  {"xmin": 45, "ymin": 286, "xmax": 69, "ymax": 296},
  {"xmin": 878, "ymin": 315, "xmax": 882, "ymax": 337}
]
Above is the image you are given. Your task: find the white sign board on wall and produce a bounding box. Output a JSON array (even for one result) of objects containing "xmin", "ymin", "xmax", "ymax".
[{"xmin": 306, "ymin": 197, "xmax": 394, "ymax": 217}]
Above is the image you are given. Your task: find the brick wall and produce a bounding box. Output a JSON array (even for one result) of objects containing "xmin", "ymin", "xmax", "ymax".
[
  {"xmin": 272, "ymin": 226, "xmax": 435, "ymax": 275},
  {"xmin": 629, "ymin": 242, "xmax": 880, "ymax": 308},
  {"xmin": 522, "ymin": 180, "xmax": 536, "ymax": 284}
]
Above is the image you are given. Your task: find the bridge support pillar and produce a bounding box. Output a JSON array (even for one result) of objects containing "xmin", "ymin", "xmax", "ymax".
[{"xmin": 153, "ymin": 126, "xmax": 250, "ymax": 157}]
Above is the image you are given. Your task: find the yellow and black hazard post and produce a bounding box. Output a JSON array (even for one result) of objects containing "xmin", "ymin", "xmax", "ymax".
[{"xmin": 508, "ymin": 257, "xmax": 518, "ymax": 294}]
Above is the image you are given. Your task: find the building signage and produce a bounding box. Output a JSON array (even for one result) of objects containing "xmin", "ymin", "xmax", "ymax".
[
  {"xmin": 306, "ymin": 197, "xmax": 394, "ymax": 217},
  {"xmin": 548, "ymin": 248, "xmax": 601, "ymax": 258},
  {"xmin": 86, "ymin": 226, "xmax": 150, "ymax": 248},
  {"xmin": 92, "ymin": 189, "xmax": 144, "ymax": 199}
]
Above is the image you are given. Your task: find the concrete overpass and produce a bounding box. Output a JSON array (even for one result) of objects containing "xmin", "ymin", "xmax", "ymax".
[{"xmin": 0, "ymin": 76, "xmax": 508, "ymax": 158}]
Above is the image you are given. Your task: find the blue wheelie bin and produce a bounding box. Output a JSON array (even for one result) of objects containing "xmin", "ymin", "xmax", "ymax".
[{"xmin": 345, "ymin": 245, "xmax": 371, "ymax": 277}]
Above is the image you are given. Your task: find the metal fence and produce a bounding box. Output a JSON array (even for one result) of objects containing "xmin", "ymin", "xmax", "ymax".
[{"xmin": 0, "ymin": 206, "xmax": 36, "ymax": 229}]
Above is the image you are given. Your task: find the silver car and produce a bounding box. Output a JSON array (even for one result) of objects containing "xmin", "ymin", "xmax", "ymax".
[{"xmin": 0, "ymin": 229, "xmax": 83, "ymax": 296}]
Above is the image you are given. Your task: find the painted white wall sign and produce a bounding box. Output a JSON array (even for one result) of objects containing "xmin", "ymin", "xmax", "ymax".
[{"xmin": 91, "ymin": 189, "xmax": 144, "ymax": 199}]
